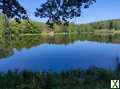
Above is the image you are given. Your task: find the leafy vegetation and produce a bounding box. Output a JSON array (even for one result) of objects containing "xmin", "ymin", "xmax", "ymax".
[
  {"xmin": 0, "ymin": 66, "xmax": 119, "ymax": 89},
  {"xmin": 0, "ymin": 0, "xmax": 28, "ymax": 36},
  {"xmin": 10, "ymin": 19, "xmax": 120, "ymax": 35},
  {"xmin": 0, "ymin": 1, "xmax": 120, "ymax": 89},
  {"xmin": 35, "ymin": 0, "xmax": 96, "ymax": 27},
  {"xmin": 1, "ymin": 14, "xmax": 120, "ymax": 35},
  {"xmin": 54, "ymin": 19, "xmax": 120, "ymax": 34},
  {"xmin": 0, "ymin": 0, "xmax": 96, "ymax": 29},
  {"xmin": 79, "ymin": 19, "xmax": 120, "ymax": 31},
  {"xmin": 0, "ymin": 0, "xmax": 28, "ymax": 20}
]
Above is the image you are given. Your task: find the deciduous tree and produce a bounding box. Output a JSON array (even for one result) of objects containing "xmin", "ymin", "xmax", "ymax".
[{"xmin": 35, "ymin": 0, "xmax": 96, "ymax": 28}]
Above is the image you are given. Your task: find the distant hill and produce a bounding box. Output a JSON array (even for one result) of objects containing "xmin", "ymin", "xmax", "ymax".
[{"xmin": 79, "ymin": 19, "xmax": 120, "ymax": 31}]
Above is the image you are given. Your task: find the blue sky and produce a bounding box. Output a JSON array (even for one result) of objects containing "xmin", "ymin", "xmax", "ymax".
[{"xmin": 20, "ymin": 0, "xmax": 120, "ymax": 24}]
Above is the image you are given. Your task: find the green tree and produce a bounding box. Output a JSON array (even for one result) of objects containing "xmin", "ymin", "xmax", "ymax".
[
  {"xmin": 0, "ymin": 0, "xmax": 28, "ymax": 37},
  {"xmin": 109, "ymin": 21, "xmax": 113, "ymax": 30},
  {"xmin": 35, "ymin": 0, "xmax": 96, "ymax": 28}
]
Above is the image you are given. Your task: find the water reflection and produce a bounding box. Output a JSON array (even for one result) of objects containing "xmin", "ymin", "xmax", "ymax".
[
  {"xmin": 0, "ymin": 36, "xmax": 14, "ymax": 59},
  {"xmin": 0, "ymin": 34, "xmax": 120, "ymax": 72},
  {"xmin": 0, "ymin": 34, "xmax": 120, "ymax": 59}
]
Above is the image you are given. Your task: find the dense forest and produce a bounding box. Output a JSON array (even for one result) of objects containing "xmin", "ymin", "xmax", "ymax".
[
  {"xmin": 67, "ymin": 19, "xmax": 120, "ymax": 34},
  {"xmin": 79, "ymin": 19, "xmax": 120, "ymax": 32}
]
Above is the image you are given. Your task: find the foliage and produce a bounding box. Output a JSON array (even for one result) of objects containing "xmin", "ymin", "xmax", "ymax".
[
  {"xmin": 10, "ymin": 20, "xmax": 45, "ymax": 34},
  {"xmin": 65, "ymin": 19, "xmax": 120, "ymax": 33},
  {"xmin": 0, "ymin": 0, "xmax": 28, "ymax": 21},
  {"xmin": 82, "ymin": 19, "xmax": 120, "ymax": 31},
  {"xmin": 0, "ymin": 66, "xmax": 119, "ymax": 89},
  {"xmin": 35, "ymin": 0, "xmax": 96, "ymax": 27},
  {"xmin": 1, "ymin": 12, "xmax": 120, "ymax": 35}
]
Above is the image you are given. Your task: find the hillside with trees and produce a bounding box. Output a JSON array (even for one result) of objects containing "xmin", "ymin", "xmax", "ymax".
[
  {"xmin": 79, "ymin": 19, "xmax": 120, "ymax": 31},
  {"xmin": 10, "ymin": 19, "xmax": 120, "ymax": 34},
  {"xmin": 1, "ymin": 12, "xmax": 120, "ymax": 35}
]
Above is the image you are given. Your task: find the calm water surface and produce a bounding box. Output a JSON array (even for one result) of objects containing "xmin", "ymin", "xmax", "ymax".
[{"xmin": 0, "ymin": 34, "xmax": 120, "ymax": 72}]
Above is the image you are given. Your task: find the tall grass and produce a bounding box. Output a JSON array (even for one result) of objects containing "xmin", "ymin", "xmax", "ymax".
[{"xmin": 0, "ymin": 66, "xmax": 120, "ymax": 89}]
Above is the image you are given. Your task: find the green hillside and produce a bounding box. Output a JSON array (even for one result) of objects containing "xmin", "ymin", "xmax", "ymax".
[
  {"xmin": 0, "ymin": 12, "xmax": 120, "ymax": 35},
  {"xmin": 79, "ymin": 19, "xmax": 120, "ymax": 30}
]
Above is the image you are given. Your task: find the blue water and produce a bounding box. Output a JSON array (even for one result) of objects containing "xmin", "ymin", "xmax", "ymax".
[{"xmin": 0, "ymin": 41, "xmax": 120, "ymax": 72}]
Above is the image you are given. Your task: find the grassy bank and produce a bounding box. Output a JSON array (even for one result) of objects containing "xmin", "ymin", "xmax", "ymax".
[{"xmin": 0, "ymin": 67, "xmax": 119, "ymax": 89}]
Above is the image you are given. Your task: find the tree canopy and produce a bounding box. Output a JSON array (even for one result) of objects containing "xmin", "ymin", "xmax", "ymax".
[
  {"xmin": 0, "ymin": 0, "xmax": 28, "ymax": 21},
  {"xmin": 35, "ymin": 0, "xmax": 96, "ymax": 27},
  {"xmin": 0, "ymin": 0, "xmax": 96, "ymax": 26}
]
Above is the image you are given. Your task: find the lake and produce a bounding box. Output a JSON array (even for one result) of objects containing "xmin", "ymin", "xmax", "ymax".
[{"xmin": 0, "ymin": 34, "xmax": 120, "ymax": 72}]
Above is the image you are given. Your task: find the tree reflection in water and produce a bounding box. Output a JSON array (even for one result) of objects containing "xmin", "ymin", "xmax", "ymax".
[{"xmin": 0, "ymin": 34, "xmax": 120, "ymax": 59}]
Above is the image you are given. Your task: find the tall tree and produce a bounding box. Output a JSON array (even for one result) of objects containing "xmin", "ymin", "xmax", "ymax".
[
  {"xmin": 0, "ymin": 0, "xmax": 28, "ymax": 37},
  {"xmin": 35, "ymin": 0, "xmax": 96, "ymax": 28},
  {"xmin": 109, "ymin": 21, "xmax": 113, "ymax": 30}
]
